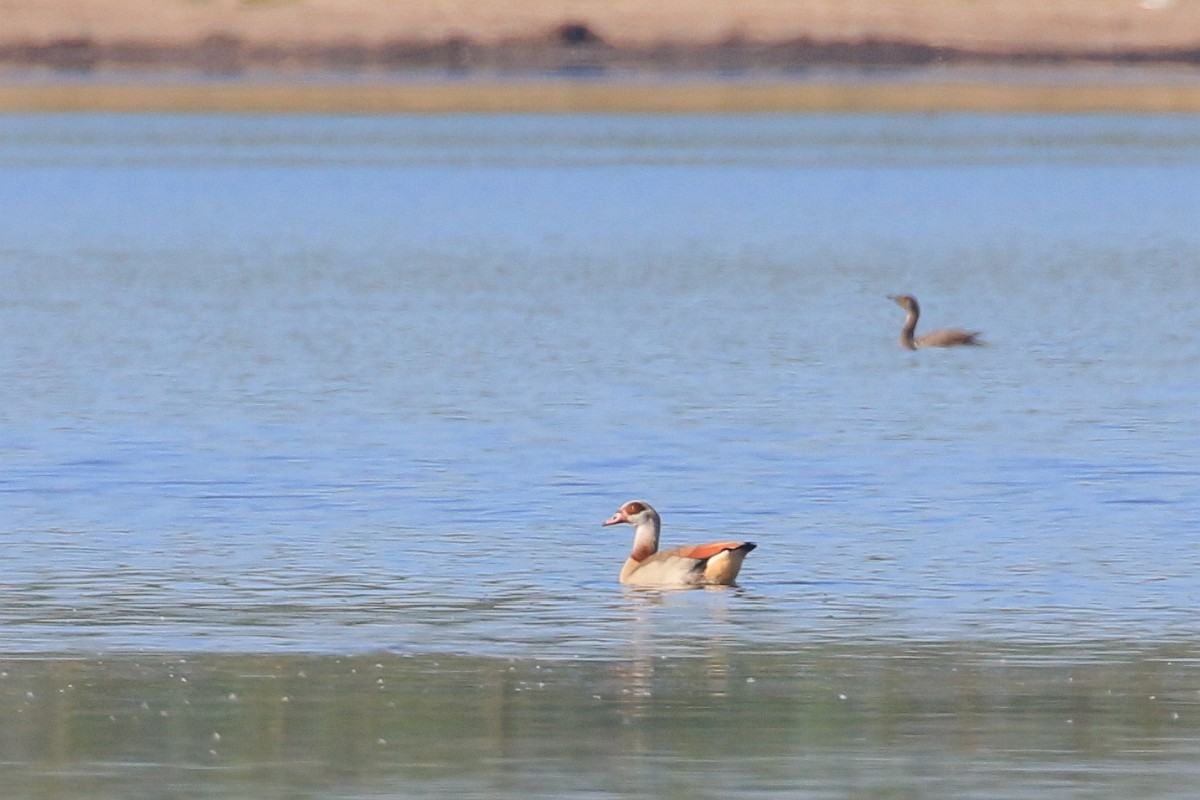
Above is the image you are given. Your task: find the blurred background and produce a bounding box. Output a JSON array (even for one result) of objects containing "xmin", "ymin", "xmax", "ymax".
[{"xmin": 2, "ymin": 0, "xmax": 1199, "ymax": 111}]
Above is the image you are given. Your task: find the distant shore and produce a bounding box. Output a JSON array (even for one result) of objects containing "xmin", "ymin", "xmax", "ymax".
[
  {"xmin": 4, "ymin": 1, "xmax": 1200, "ymax": 79},
  {"xmin": 2, "ymin": 72, "xmax": 1199, "ymax": 114},
  {"xmin": 4, "ymin": 0, "xmax": 1199, "ymax": 114}
]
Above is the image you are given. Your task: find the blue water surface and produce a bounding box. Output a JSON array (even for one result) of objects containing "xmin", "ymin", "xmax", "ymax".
[{"xmin": 1, "ymin": 112, "xmax": 1199, "ymax": 655}]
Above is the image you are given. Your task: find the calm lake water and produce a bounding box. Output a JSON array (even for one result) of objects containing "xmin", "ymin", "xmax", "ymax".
[{"xmin": 2, "ymin": 110, "xmax": 1200, "ymax": 798}]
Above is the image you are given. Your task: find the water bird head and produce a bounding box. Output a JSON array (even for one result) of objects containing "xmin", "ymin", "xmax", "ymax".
[{"xmin": 603, "ymin": 500, "xmax": 657, "ymax": 528}]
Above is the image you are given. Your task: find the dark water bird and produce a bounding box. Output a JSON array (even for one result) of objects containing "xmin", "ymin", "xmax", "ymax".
[{"xmin": 888, "ymin": 294, "xmax": 984, "ymax": 350}]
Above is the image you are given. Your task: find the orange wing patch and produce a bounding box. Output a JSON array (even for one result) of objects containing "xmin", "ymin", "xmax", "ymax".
[{"xmin": 671, "ymin": 541, "xmax": 748, "ymax": 561}]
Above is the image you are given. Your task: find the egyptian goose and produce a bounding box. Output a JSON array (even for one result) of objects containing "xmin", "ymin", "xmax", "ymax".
[
  {"xmin": 602, "ymin": 500, "xmax": 756, "ymax": 587},
  {"xmin": 888, "ymin": 294, "xmax": 984, "ymax": 350}
]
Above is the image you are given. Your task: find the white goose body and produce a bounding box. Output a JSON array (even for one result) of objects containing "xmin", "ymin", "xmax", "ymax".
[{"xmin": 603, "ymin": 500, "xmax": 756, "ymax": 587}]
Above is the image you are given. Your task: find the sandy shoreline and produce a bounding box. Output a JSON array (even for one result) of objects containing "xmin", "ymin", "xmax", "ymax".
[
  {"xmin": 2, "ymin": 74, "xmax": 1199, "ymax": 114},
  {"xmin": 2, "ymin": 0, "xmax": 1200, "ymax": 77},
  {"xmin": 2, "ymin": 1, "xmax": 1198, "ymax": 113},
  {"xmin": 5, "ymin": 0, "xmax": 1200, "ymax": 52}
]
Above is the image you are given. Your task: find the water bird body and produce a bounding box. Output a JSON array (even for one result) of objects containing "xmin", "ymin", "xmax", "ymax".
[
  {"xmin": 888, "ymin": 294, "xmax": 984, "ymax": 350},
  {"xmin": 602, "ymin": 500, "xmax": 756, "ymax": 586}
]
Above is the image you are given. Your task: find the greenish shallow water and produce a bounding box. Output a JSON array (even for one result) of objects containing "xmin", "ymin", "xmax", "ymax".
[{"xmin": 4, "ymin": 645, "xmax": 1200, "ymax": 799}]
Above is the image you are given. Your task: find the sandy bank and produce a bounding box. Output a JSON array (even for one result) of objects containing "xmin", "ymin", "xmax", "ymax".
[
  {"xmin": 2, "ymin": 76, "xmax": 1199, "ymax": 114},
  {"xmin": 2, "ymin": 0, "xmax": 1199, "ymax": 75}
]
